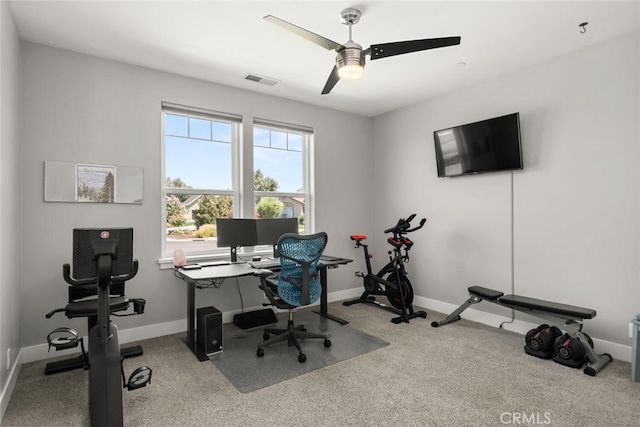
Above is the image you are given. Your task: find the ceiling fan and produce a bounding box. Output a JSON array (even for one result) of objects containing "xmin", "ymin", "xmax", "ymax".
[{"xmin": 264, "ymin": 8, "xmax": 461, "ymax": 95}]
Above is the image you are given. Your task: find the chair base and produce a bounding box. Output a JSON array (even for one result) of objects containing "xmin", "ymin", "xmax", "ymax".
[{"xmin": 256, "ymin": 312, "xmax": 331, "ymax": 363}]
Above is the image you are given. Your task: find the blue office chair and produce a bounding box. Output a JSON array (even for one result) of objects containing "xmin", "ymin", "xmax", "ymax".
[{"xmin": 255, "ymin": 232, "xmax": 331, "ymax": 363}]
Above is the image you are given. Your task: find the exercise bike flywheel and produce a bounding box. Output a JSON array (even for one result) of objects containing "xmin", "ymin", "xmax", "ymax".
[{"xmin": 385, "ymin": 273, "xmax": 414, "ymax": 310}]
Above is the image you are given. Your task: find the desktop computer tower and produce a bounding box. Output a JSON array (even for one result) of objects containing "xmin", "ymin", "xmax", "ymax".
[{"xmin": 197, "ymin": 306, "xmax": 222, "ymax": 356}]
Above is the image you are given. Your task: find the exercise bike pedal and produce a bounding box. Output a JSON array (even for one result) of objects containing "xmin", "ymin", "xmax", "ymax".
[
  {"xmin": 47, "ymin": 327, "xmax": 82, "ymax": 352},
  {"xmin": 125, "ymin": 366, "xmax": 152, "ymax": 391}
]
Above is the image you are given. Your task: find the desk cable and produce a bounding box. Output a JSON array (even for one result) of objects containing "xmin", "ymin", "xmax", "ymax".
[
  {"xmin": 235, "ymin": 277, "xmax": 245, "ymax": 313},
  {"xmin": 500, "ymin": 171, "xmax": 516, "ymax": 330},
  {"xmin": 173, "ymin": 269, "xmax": 225, "ymax": 289}
]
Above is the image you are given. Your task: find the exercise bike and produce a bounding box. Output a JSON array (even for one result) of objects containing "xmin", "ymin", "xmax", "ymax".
[
  {"xmin": 343, "ymin": 214, "xmax": 427, "ymax": 324},
  {"xmin": 46, "ymin": 228, "xmax": 152, "ymax": 427}
]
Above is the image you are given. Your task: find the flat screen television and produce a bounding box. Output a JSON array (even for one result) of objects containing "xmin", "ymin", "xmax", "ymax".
[{"xmin": 433, "ymin": 112, "xmax": 522, "ymax": 177}]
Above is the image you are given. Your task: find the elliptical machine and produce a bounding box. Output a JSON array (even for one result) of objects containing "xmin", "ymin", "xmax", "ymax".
[
  {"xmin": 343, "ymin": 214, "xmax": 427, "ymax": 324},
  {"xmin": 46, "ymin": 228, "xmax": 151, "ymax": 427}
]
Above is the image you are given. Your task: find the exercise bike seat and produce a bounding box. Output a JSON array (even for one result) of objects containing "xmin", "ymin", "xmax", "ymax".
[
  {"xmin": 46, "ymin": 281, "xmax": 131, "ymax": 319},
  {"xmin": 64, "ymin": 296, "xmax": 129, "ymax": 318},
  {"xmin": 350, "ymin": 234, "xmax": 367, "ymax": 242}
]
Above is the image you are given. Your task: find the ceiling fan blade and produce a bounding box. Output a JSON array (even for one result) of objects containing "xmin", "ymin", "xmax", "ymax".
[
  {"xmin": 368, "ymin": 37, "xmax": 461, "ymax": 60},
  {"xmin": 321, "ymin": 66, "xmax": 341, "ymax": 95},
  {"xmin": 264, "ymin": 15, "xmax": 345, "ymax": 51}
]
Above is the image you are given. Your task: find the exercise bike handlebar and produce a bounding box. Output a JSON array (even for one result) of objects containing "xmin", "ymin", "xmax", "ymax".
[
  {"xmin": 383, "ymin": 214, "xmax": 426, "ymax": 235},
  {"xmin": 405, "ymin": 218, "xmax": 427, "ymax": 233},
  {"xmin": 63, "ymin": 260, "xmax": 139, "ymax": 286}
]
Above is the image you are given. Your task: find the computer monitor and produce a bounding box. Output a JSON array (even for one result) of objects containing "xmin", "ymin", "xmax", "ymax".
[
  {"xmin": 215, "ymin": 218, "xmax": 258, "ymax": 262},
  {"xmin": 72, "ymin": 227, "xmax": 134, "ymax": 280},
  {"xmin": 256, "ymin": 218, "xmax": 299, "ymax": 257}
]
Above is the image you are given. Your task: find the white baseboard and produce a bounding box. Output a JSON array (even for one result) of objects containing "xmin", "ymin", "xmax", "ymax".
[
  {"xmin": 1, "ymin": 348, "xmax": 22, "ymax": 423},
  {"xmin": 20, "ymin": 289, "xmax": 632, "ymax": 365},
  {"xmin": 414, "ymin": 295, "xmax": 632, "ymax": 363},
  {"xmin": 22, "ymin": 287, "xmax": 364, "ymax": 364},
  {"xmin": 22, "ymin": 319, "xmax": 187, "ymax": 364},
  {"xmin": 327, "ymin": 287, "xmax": 364, "ymax": 303}
]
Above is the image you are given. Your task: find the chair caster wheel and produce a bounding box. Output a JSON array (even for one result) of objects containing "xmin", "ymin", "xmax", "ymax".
[
  {"xmin": 257, "ymin": 348, "xmax": 265, "ymax": 357},
  {"xmin": 298, "ymin": 353, "xmax": 306, "ymax": 363},
  {"xmin": 324, "ymin": 339, "xmax": 331, "ymax": 348},
  {"xmin": 263, "ymin": 332, "xmax": 270, "ymax": 340}
]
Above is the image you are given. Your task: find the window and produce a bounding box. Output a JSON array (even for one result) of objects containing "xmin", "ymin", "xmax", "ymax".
[
  {"xmin": 253, "ymin": 121, "xmax": 312, "ymax": 236},
  {"xmin": 162, "ymin": 104, "xmax": 240, "ymax": 258},
  {"xmin": 161, "ymin": 105, "xmax": 313, "ymax": 261}
]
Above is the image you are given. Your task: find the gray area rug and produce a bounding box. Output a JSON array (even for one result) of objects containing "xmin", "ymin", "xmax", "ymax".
[{"xmin": 210, "ymin": 308, "xmax": 389, "ymax": 393}]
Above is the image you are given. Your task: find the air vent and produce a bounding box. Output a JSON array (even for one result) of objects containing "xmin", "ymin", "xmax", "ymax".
[{"xmin": 244, "ymin": 74, "xmax": 278, "ymax": 86}]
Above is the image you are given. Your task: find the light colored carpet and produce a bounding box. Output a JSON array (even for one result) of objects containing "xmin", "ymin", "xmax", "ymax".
[{"xmin": 2, "ymin": 301, "xmax": 639, "ymax": 427}]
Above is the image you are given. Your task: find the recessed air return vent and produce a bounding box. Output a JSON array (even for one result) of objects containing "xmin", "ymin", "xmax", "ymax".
[{"xmin": 244, "ymin": 74, "xmax": 278, "ymax": 86}]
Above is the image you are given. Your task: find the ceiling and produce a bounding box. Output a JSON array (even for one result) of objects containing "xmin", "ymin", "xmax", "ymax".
[{"xmin": 9, "ymin": 1, "xmax": 640, "ymax": 117}]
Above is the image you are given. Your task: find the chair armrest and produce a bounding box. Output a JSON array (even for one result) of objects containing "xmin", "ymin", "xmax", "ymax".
[
  {"xmin": 252, "ymin": 269, "xmax": 274, "ymax": 278},
  {"xmin": 254, "ymin": 270, "xmax": 280, "ymax": 307}
]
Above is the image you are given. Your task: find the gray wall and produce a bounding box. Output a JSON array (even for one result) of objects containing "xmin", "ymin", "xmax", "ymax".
[
  {"xmin": 19, "ymin": 42, "xmax": 372, "ymax": 349},
  {"xmin": 371, "ymin": 30, "xmax": 640, "ymax": 346},
  {"xmin": 0, "ymin": 1, "xmax": 22, "ymax": 418}
]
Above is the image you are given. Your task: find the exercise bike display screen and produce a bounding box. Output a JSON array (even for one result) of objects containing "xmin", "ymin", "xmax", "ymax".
[
  {"xmin": 72, "ymin": 227, "xmax": 134, "ymax": 279},
  {"xmin": 433, "ymin": 112, "xmax": 523, "ymax": 177}
]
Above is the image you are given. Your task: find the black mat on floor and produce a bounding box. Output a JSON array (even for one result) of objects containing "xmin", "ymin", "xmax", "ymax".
[{"xmin": 211, "ymin": 309, "xmax": 389, "ymax": 393}]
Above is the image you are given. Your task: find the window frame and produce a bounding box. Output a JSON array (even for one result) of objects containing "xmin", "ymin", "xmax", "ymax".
[
  {"xmin": 253, "ymin": 120, "xmax": 312, "ymax": 227},
  {"xmin": 161, "ymin": 104, "xmax": 241, "ymax": 261},
  {"xmin": 159, "ymin": 105, "xmax": 314, "ymax": 267}
]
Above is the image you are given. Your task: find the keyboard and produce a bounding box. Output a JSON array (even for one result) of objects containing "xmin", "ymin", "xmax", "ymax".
[
  {"xmin": 249, "ymin": 259, "xmax": 280, "ymax": 269},
  {"xmin": 199, "ymin": 261, "xmax": 231, "ymax": 267}
]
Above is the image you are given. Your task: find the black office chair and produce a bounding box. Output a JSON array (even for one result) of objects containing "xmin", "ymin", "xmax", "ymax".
[
  {"xmin": 255, "ymin": 232, "xmax": 331, "ymax": 363},
  {"xmin": 45, "ymin": 276, "xmax": 145, "ymax": 375}
]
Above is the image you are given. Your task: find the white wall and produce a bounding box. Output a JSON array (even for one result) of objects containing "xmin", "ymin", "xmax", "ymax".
[
  {"xmin": 19, "ymin": 42, "xmax": 372, "ymax": 350},
  {"xmin": 0, "ymin": 0, "xmax": 23, "ymax": 419},
  {"xmin": 372, "ymin": 30, "xmax": 640, "ymax": 347}
]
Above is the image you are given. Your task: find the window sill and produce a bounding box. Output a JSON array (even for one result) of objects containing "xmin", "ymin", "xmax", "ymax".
[{"xmin": 158, "ymin": 248, "xmax": 274, "ymax": 270}]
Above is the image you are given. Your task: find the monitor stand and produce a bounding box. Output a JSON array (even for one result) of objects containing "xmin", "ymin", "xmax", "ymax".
[{"xmin": 230, "ymin": 247, "xmax": 238, "ymax": 263}]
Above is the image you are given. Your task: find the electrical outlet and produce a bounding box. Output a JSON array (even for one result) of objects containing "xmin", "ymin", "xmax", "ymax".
[{"xmin": 6, "ymin": 348, "xmax": 10, "ymax": 370}]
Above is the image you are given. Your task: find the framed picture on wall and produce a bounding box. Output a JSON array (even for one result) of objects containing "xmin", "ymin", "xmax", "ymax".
[{"xmin": 76, "ymin": 164, "xmax": 115, "ymax": 203}]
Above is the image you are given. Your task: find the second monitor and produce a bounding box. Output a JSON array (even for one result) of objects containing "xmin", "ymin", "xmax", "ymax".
[
  {"xmin": 216, "ymin": 218, "xmax": 299, "ymax": 261},
  {"xmin": 256, "ymin": 218, "xmax": 299, "ymax": 258}
]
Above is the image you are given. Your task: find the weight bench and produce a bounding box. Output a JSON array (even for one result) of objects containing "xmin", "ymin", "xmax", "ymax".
[{"xmin": 431, "ymin": 285, "xmax": 612, "ymax": 376}]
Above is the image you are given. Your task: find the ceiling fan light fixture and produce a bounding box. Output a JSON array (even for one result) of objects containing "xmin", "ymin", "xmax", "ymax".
[
  {"xmin": 336, "ymin": 45, "xmax": 365, "ymax": 80},
  {"xmin": 338, "ymin": 64, "xmax": 364, "ymax": 80}
]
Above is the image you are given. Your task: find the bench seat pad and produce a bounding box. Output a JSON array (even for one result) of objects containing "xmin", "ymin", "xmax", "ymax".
[
  {"xmin": 468, "ymin": 286, "xmax": 504, "ymax": 300},
  {"xmin": 499, "ymin": 294, "xmax": 596, "ymax": 320}
]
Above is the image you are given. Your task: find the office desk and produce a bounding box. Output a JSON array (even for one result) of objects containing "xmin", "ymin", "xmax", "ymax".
[{"xmin": 174, "ymin": 255, "xmax": 352, "ymax": 361}]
